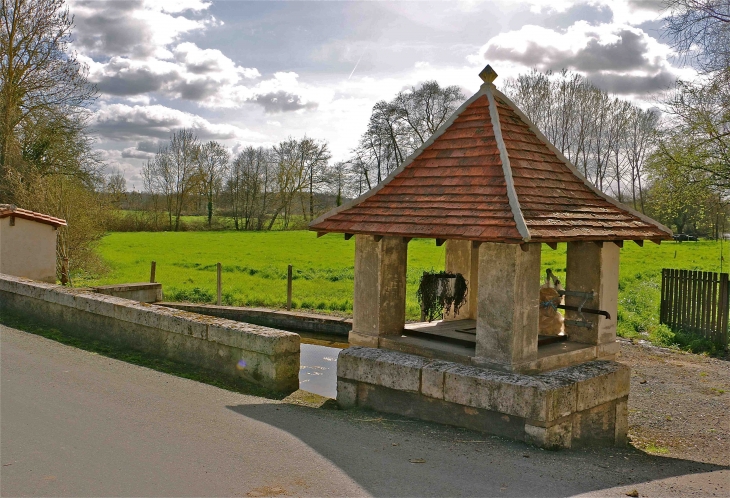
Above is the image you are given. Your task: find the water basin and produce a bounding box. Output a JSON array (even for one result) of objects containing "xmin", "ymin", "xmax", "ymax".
[{"xmin": 298, "ymin": 333, "xmax": 348, "ymax": 399}]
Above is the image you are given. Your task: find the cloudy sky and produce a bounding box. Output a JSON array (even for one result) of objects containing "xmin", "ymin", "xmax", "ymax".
[{"xmin": 69, "ymin": 0, "xmax": 689, "ymax": 187}]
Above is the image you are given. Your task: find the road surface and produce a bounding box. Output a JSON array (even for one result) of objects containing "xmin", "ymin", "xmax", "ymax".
[{"xmin": 1, "ymin": 324, "xmax": 727, "ymax": 497}]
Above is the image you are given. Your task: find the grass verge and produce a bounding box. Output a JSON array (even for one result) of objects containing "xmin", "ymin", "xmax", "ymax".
[
  {"xmin": 0, "ymin": 308, "xmax": 288, "ymax": 400},
  {"xmin": 77, "ymin": 231, "xmax": 729, "ymax": 355}
]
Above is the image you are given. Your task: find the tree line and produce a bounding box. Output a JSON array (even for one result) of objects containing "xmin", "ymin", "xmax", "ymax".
[
  {"xmin": 116, "ymin": 80, "xmax": 468, "ymax": 231},
  {"xmin": 116, "ymin": 132, "xmax": 338, "ymax": 232}
]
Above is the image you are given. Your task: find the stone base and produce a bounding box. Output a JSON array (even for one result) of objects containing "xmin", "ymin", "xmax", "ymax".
[{"xmin": 337, "ymin": 346, "xmax": 629, "ymax": 449}]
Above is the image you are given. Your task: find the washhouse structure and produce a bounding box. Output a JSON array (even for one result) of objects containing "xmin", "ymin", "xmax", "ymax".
[
  {"xmin": 0, "ymin": 204, "xmax": 66, "ymax": 283},
  {"xmin": 310, "ymin": 66, "xmax": 672, "ymax": 449}
]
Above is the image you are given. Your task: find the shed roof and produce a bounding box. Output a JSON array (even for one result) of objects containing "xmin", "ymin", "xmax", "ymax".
[
  {"xmin": 0, "ymin": 204, "xmax": 67, "ymax": 227},
  {"xmin": 310, "ymin": 67, "xmax": 671, "ymax": 243}
]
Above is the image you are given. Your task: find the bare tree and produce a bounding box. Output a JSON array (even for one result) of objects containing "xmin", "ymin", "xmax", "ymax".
[
  {"xmin": 168, "ymin": 129, "xmax": 200, "ymax": 231},
  {"xmin": 0, "ymin": 0, "xmax": 97, "ymax": 189},
  {"xmin": 504, "ymin": 69, "xmax": 660, "ymax": 203},
  {"xmin": 663, "ymin": 0, "xmax": 730, "ymax": 75},
  {"xmin": 197, "ymin": 140, "xmax": 229, "ymax": 226},
  {"xmin": 142, "ymin": 129, "xmax": 200, "ymax": 231},
  {"xmin": 658, "ymin": 1, "xmax": 730, "ymax": 194},
  {"xmin": 299, "ymin": 137, "xmax": 331, "ymax": 221},
  {"xmin": 625, "ymin": 107, "xmax": 659, "ymax": 212},
  {"xmin": 353, "ymin": 81, "xmax": 465, "ymax": 190},
  {"xmin": 228, "ymin": 146, "xmax": 273, "ymax": 230}
]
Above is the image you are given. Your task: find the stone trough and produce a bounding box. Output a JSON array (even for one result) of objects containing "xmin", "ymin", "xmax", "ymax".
[{"xmin": 337, "ymin": 347, "xmax": 628, "ymax": 449}]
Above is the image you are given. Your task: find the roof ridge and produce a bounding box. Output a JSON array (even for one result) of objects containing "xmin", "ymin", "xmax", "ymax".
[
  {"xmin": 485, "ymin": 84, "xmax": 530, "ymax": 242},
  {"xmin": 491, "ymin": 87, "xmax": 673, "ymax": 238}
]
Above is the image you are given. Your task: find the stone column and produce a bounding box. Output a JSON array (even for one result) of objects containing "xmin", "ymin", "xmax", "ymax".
[
  {"xmin": 350, "ymin": 235, "xmax": 408, "ymax": 348},
  {"xmin": 474, "ymin": 242, "xmax": 540, "ymax": 372},
  {"xmin": 444, "ymin": 240, "xmax": 479, "ymax": 320},
  {"xmin": 565, "ymin": 241, "xmax": 620, "ymax": 357}
]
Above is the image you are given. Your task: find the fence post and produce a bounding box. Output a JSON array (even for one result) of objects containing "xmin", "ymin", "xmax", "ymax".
[
  {"xmin": 150, "ymin": 261, "xmax": 156, "ymax": 283},
  {"xmin": 660, "ymin": 269, "xmax": 667, "ymax": 324},
  {"xmin": 61, "ymin": 257, "xmax": 69, "ymax": 286},
  {"xmin": 717, "ymin": 273, "xmax": 730, "ymax": 348},
  {"xmin": 216, "ymin": 262, "xmax": 222, "ymax": 306},
  {"xmin": 287, "ymin": 265, "xmax": 293, "ymax": 311}
]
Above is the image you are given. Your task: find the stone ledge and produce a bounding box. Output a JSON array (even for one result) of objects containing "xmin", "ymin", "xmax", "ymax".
[
  {"xmin": 161, "ymin": 302, "xmax": 352, "ymax": 337},
  {"xmin": 337, "ymin": 346, "xmax": 630, "ymax": 426},
  {"xmin": 0, "ymin": 273, "xmax": 300, "ymax": 392},
  {"xmin": 0, "ymin": 274, "xmax": 299, "ymax": 356},
  {"xmin": 93, "ymin": 282, "xmax": 161, "ymax": 292},
  {"xmin": 337, "ymin": 346, "xmax": 430, "ymax": 392}
]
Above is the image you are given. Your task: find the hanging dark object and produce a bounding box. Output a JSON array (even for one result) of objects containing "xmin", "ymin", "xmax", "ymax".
[{"xmin": 416, "ymin": 271, "xmax": 468, "ymax": 322}]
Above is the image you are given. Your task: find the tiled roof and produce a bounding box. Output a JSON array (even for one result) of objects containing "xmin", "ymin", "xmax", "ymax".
[
  {"xmin": 0, "ymin": 204, "xmax": 67, "ymax": 227},
  {"xmin": 310, "ymin": 68, "xmax": 671, "ymax": 243}
]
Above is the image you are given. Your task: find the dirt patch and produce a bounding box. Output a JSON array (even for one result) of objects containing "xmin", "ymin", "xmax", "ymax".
[{"xmin": 618, "ymin": 340, "xmax": 729, "ymax": 466}]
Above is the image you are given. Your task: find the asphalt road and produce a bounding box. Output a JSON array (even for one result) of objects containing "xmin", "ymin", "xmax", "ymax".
[{"xmin": 1, "ymin": 324, "xmax": 727, "ymax": 497}]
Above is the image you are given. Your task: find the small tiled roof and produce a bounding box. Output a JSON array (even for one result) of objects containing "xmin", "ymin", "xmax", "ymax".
[
  {"xmin": 0, "ymin": 204, "xmax": 67, "ymax": 227},
  {"xmin": 310, "ymin": 66, "xmax": 672, "ymax": 243}
]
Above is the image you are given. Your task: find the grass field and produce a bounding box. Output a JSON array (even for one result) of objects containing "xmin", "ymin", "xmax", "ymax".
[{"xmin": 79, "ymin": 231, "xmax": 729, "ymax": 353}]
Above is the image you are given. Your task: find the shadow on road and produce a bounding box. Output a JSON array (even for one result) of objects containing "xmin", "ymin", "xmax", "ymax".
[{"xmin": 227, "ymin": 402, "xmax": 727, "ymax": 497}]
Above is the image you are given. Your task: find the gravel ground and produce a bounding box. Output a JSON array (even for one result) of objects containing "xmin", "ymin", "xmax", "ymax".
[{"xmin": 619, "ymin": 340, "xmax": 730, "ymax": 466}]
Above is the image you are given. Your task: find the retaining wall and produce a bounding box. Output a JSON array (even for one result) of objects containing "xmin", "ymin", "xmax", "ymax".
[
  {"xmin": 337, "ymin": 346, "xmax": 629, "ymax": 449},
  {"xmin": 91, "ymin": 282, "xmax": 163, "ymax": 303},
  {"xmin": 0, "ymin": 274, "xmax": 299, "ymax": 393},
  {"xmin": 160, "ymin": 302, "xmax": 351, "ymax": 336}
]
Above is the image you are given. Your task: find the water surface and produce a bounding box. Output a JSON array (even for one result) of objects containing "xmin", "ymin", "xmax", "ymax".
[{"xmin": 298, "ymin": 333, "xmax": 347, "ymax": 398}]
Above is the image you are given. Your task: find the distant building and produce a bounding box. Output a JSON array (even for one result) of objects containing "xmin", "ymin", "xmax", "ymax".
[{"xmin": 0, "ymin": 205, "xmax": 67, "ymax": 283}]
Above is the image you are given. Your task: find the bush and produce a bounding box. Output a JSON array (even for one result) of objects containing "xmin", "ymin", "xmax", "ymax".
[{"xmin": 166, "ymin": 287, "xmax": 215, "ymax": 303}]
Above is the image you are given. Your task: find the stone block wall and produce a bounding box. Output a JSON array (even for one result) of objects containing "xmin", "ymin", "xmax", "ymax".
[
  {"xmin": 337, "ymin": 346, "xmax": 629, "ymax": 449},
  {"xmin": 0, "ymin": 274, "xmax": 300, "ymax": 393},
  {"xmin": 91, "ymin": 283, "xmax": 163, "ymax": 303},
  {"xmin": 160, "ymin": 302, "xmax": 351, "ymax": 337}
]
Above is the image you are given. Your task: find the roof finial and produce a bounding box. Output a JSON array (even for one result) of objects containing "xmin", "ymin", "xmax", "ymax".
[{"xmin": 479, "ymin": 64, "xmax": 498, "ymax": 84}]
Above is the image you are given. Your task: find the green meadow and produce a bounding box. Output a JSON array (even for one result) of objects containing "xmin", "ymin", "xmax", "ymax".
[{"xmin": 80, "ymin": 231, "xmax": 729, "ymax": 352}]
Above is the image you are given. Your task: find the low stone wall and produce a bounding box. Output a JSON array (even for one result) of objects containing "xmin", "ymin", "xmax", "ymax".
[
  {"xmin": 91, "ymin": 282, "xmax": 163, "ymax": 303},
  {"xmin": 337, "ymin": 347, "xmax": 629, "ymax": 449},
  {"xmin": 0, "ymin": 274, "xmax": 300, "ymax": 393},
  {"xmin": 160, "ymin": 302, "xmax": 351, "ymax": 336}
]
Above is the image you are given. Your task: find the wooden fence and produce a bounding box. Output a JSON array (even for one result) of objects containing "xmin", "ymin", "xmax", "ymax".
[{"xmin": 660, "ymin": 269, "xmax": 729, "ymax": 346}]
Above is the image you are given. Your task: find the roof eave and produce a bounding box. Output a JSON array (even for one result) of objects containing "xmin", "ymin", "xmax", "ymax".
[{"xmin": 491, "ymin": 87, "xmax": 674, "ymax": 239}]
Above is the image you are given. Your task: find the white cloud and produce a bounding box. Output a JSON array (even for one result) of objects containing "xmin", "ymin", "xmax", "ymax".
[
  {"xmin": 173, "ymin": 42, "xmax": 260, "ymax": 79},
  {"xmin": 121, "ymin": 147, "xmax": 156, "ymax": 160},
  {"xmin": 518, "ymin": 0, "xmax": 665, "ymax": 25},
  {"xmin": 90, "ymin": 103, "xmax": 267, "ymax": 142},
  {"xmin": 70, "ymin": 0, "xmax": 216, "ymax": 59},
  {"xmin": 471, "ymin": 20, "xmax": 684, "ymax": 95},
  {"xmin": 68, "ymin": 0, "xmax": 687, "ymax": 185}
]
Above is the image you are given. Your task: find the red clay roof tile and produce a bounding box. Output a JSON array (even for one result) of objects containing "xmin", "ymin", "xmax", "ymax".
[
  {"xmin": 0, "ymin": 204, "xmax": 67, "ymax": 227},
  {"xmin": 310, "ymin": 78, "xmax": 671, "ymax": 243}
]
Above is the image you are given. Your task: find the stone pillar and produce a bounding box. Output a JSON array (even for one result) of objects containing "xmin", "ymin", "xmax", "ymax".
[
  {"xmin": 474, "ymin": 242, "xmax": 540, "ymax": 372},
  {"xmin": 350, "ymin": 235, "xmax": 408, "ymax": 348},
  {"xmin": 565, "ymin": 242, "xmax": 620, "ymax": 356},
  {"xmin": 444, "ymin": 240, "xmax": 479, "ymax": 320}
]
